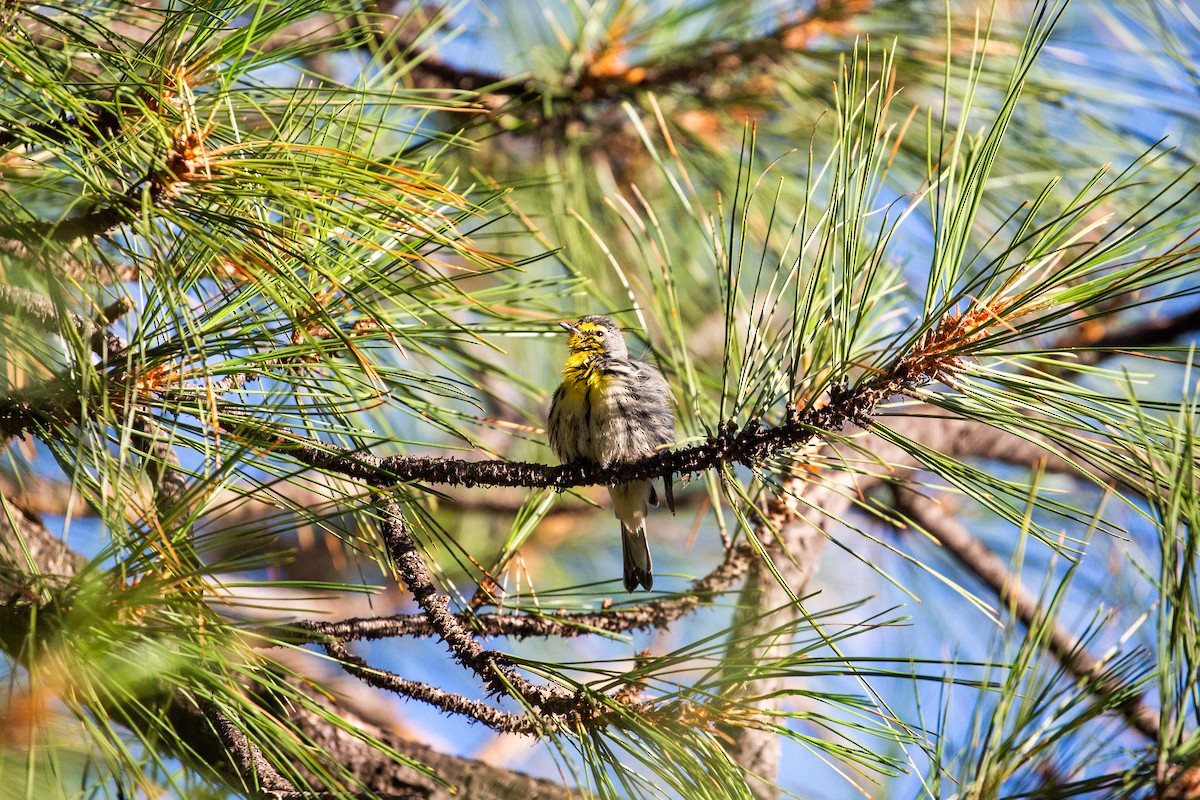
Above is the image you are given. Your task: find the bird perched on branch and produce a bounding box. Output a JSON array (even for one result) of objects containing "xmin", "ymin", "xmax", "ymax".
[{"xmin": 548, "ymin": 315, "xmax": 676, "ymax": 591}]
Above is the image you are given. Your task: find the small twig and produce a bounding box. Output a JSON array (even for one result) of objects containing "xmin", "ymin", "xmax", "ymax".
[
  {"xmin": 322, "ymin": 640, "xmax": 539, "ymax": 734},
  {"xmin": 373, "ymin": 491, "xmax": 640, "ymax": 730},
  {"xmin": 289, "ymin": 543, "xmax": 753, "ymax": 644}
]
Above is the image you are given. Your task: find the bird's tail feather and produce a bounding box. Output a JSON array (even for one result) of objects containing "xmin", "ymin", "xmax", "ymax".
[{"xmin": 621, "ymin": 522, "xmax": 653, "ymax": 592}]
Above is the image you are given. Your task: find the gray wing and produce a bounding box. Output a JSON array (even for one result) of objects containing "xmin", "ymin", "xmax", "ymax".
[
  {"xmin": 631, "ymin": 359, "xmax": 677, "ymax": 512},
  {"xmin": 630, "ymin": 359, "xmax": 676, "ymax": 448}
]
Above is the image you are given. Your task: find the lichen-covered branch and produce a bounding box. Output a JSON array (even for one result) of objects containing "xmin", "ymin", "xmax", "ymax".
[
  {"xmin": 373, "ymin": 491, "xmax": 639, "ymax": 731},
  {"xmin": 293, "ymin": 542, "xmax": 752, "ymax": 644}
]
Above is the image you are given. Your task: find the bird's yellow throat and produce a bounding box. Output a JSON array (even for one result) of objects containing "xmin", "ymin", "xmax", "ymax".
[{"xmin": 560, "ymin": 350, "xmax": 611, "ymax": 402}]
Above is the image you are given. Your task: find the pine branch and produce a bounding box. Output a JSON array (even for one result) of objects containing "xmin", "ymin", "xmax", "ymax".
[
  {"xmin": 0, "ymin": 284, "xmax": 130, "ymax": 356},
  {"xmin": 8, "ymin": 0, "xmax": 884, "ymax": 118},
  {"xmin": 0, "ymin": 105, "xmax": 121, "ymax": 152},
  {"xmin": 892, "ymin": 484, "xmax": 1160, "ymax": 742},
  {"xmin": 275, "ymin": 379, "xmax": 877, "ymax": 493},
  {"xmin": 1066, "ymin": 304, "xmax": 1200, "ymax": 361},
  {"xmin": 375, "ymin": 491, "xmax": 641, "ymax": 729},
  {"xmin": 568, "ymin": 0, "xmax": 874, "ymax": 100},
  {"xmin": 204, "ymin": 699, "xmax": 298, "ymax": 795},
  {"xmin": 0, "ymin": 284, "xmax": 198, "ymax": 525},
  {"xmin": 0, "ymin": 489, "xmax": 571, "ymax": 798},
  {"xmin": 0, "ymin": 329, "xmax": 932, "ymax": 495},
  {"xmin": 0, "ymin": 131, "xmax": 205, "ymax": 246},
  {"xmin": 289, "ymin": 542, "xmax": 753, "ymax": 643},
  {"xmin": 724, "ymin": 475, "xmax": 823, "ymax": 800},
  {"xmin": 0, "ymin": 384, "xmax": 1152, "ymax": 790},
  {"xmin": 323, "ymin": 639, "xmax": 537, "ymax": 733},
  {"xmin": 175, "ymin": 1, "xmax": 882, "ymax": 125}
]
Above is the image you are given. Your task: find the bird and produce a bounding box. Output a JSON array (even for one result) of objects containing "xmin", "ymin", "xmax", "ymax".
[{"xmin": 547, "ymin": 315, "xmax": 676, "ymax": 591}]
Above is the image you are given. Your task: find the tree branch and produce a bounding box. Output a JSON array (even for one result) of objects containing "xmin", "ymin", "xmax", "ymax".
[
  {"xmin": 892, "ymin": 484, "xmax": 1160, "ymax": 742},
  {"xmin": 276, "ymin": 377, "xmax": 893, "ymax": 493},
  {"xmin": 716, "ymin": 406, "xmax": 1146, "ymax": 796},
  {"xmin": 0, "ymin": 496, "xmax": 86, "ymax": 601},
  {"xmin": 323, "ymin": 639, "xmax": 537, "ymax": 733},
  {"xmin": 0, "ymin": 105, "xmax": 121, "ymax": 153},
  {"xmin": 1059, "ymin": 303, "xmax": 1200, "ymax": 368},
  {"xmin": 1089, "ymin": 304, "xmax": 1200, "ymax": 351},
  {"xmin": 0, "ymin": 284, "xmax": 130, "ymax": 356},
  {"xmin": 254, "ymin": 2, "xmax": 877, "ymax": 113},
  {"xmin": 0, "ymin": 357, "xmax": 905, "ymax": 501},
  {"xmin": 282, "ymin": 682, "xmax": 574, "ymax": 800},
  {"xmin": 0, "ymin": 123, "xmax": 207, "ymax": 253},
  {"xmin": 0, "ymin": 491, "xmax": 573, "ymax": 798},
  {"xmin": 203, "ymin": 699, "xmax": 298, "ymax": 796},
  {"xmin": 570, "ymin": 0, "xmax": 873, "ymax": 101},
  {"xmin": 374, "ymin": 491, "xmax": 648, "ymax": 730},
  {"xmin": 290, "ymin": 542, "xmax": 753, "ymax": 644}
]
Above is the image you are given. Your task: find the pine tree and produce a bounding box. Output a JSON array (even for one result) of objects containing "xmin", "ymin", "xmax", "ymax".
[{"xmin": 1, "ymin": 1, "xmax": 1199, "ymax": 798}]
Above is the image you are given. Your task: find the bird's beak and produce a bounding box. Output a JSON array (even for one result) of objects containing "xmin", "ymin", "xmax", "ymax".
[{"xmin": 559, "ymin": 322, "xmax": 579, "ymax": 335}]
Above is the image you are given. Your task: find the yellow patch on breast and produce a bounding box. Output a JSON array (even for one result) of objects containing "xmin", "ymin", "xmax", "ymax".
[{"xmin": 561, "ymin": 353, "xmax": 610, "ymax": 405}]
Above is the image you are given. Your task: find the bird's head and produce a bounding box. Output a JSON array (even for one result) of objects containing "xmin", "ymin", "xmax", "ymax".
[{"xmin": 560, "ymin": 315, "xmax": 628, "ymax": 358}]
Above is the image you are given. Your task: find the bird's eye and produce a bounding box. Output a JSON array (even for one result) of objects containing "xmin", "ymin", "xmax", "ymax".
[{"xmin": 596, "ymin": 328, "xmax": 606, "ymax": 337}]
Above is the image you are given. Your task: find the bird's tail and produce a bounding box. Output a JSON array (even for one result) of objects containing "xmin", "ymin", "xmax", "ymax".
[
  {"xmin": 621, "ymin": 521, "xmax": 653, "ymax": 592},
  {"xmin": 611, "ymin": 480, "xmax": 654, "ymax": 591}
]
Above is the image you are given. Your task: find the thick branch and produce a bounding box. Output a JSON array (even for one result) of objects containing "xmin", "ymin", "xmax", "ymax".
[{"xmin": 0, "ymin": 498, "xmax": 86, "ymax": 601}]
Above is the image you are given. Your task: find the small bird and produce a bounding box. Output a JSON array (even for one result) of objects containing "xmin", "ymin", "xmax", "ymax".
[{"xmin": 547, "ymin": 315, "xmax": 675, "ymax": 591}]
